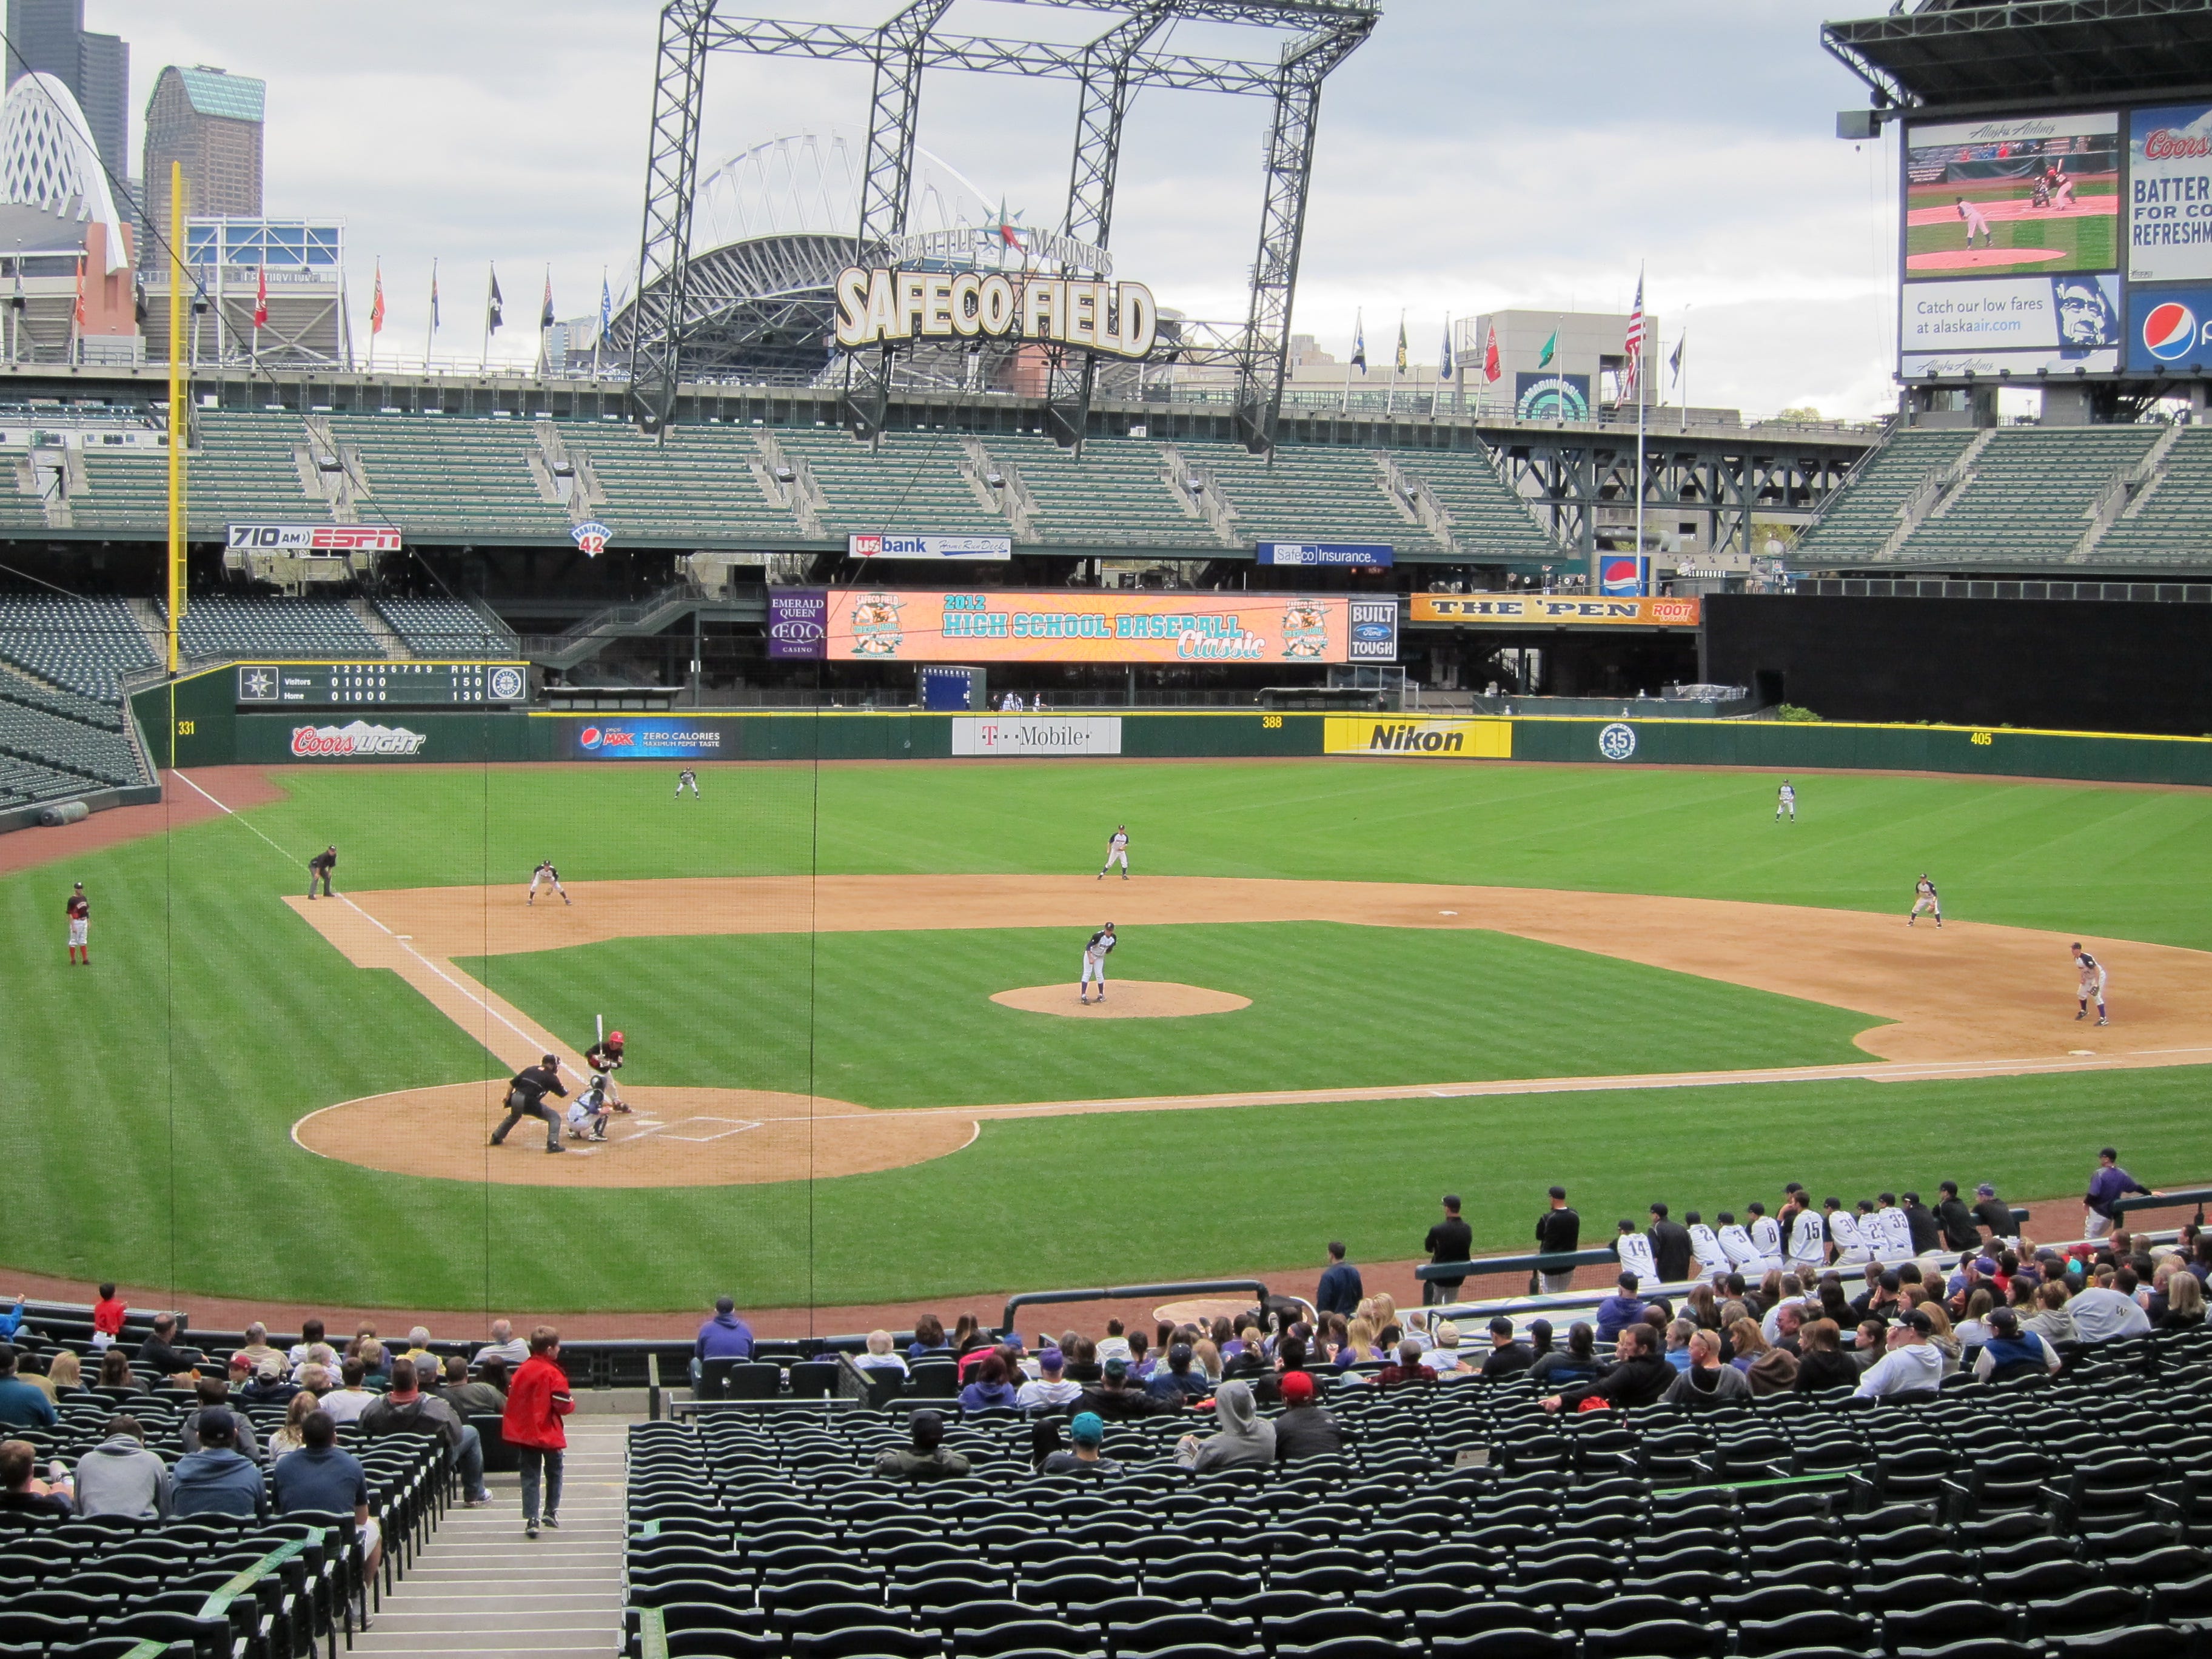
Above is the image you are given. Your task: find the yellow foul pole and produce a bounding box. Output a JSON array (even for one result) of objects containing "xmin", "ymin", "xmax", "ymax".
[{"xmin": 166, "ymin": 161, "xmax": 187, "ymax": 677}]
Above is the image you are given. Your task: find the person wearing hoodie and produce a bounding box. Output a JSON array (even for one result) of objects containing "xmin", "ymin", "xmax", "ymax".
[
  {"xmin": 691, "ymin": 1296, "xmax": 754, "ymax": 1390},
  {"xmin": 1855, "ymin": 1310, "xmax": 1945, "ymax": 1398},
  {"xmin": 1792, "ymin": 1320, "xmax": 1860, "ymax": 1394},
  {"xmin": 504, "ymin": 1327, "xmax": 574, "ymax": 1540},
  {"xmin": 873, "ymin": 1409, "xmax": 970, "ymax": 1480},
  {"xmin": 1746, "ymin": 1344, "xmax": 1800, "ymax": 1396},
  {"xmin": 73, "ymin": 1416, "xmax": 171, "ymax": 1517},
  {"xmin": 171, "ymin": 1410, "xmax": 267, "ymax": 1518},
  {"xmin": 1271, "ymin": 1369, "xmax": 1343, "ymax": 1462},
  {"xmin": 1593, "ymin": 1275, "xmax": 1647, "ymax": 1344},
  {"xmin": 1661, "ymin": 1330, "xmax": 1752, "ymax": 1407},
  {"xmin": 1175, "ymin": 1379, "xmax": 1275, "ymax": 1470},
  {"xmin": 2024, "ymin": 1280, "xmax": 2079, "ymax": 1346}
]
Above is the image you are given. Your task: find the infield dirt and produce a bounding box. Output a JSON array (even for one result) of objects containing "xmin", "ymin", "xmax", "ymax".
[{"xmin": 285, "ymin": 874, "xmax": 2212, "ymax": 1188}]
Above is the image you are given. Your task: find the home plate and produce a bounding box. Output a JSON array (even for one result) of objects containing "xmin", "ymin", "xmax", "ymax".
[{"xmin": 2069, "ymin": 1049, "xmax": 2096, "ymax": 1056}]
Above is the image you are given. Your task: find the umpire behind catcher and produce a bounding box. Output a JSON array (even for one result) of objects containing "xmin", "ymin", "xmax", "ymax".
[{"xmin": 490, "ymin": 1056, "xmax": 570, "ymax": 1154}]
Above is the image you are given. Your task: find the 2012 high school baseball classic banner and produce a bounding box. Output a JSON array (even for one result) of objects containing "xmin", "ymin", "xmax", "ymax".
[{"xmin": 817, "ymin": 589, "xmax": 1390, "ymax": 664}]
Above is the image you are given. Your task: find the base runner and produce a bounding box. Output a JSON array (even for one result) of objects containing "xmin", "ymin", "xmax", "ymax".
[
  {"xmin": 1908, "ymin": 874, "xmax": 1942, "ymax": 928},
  {"xmin": 1079, "ymin": 923, "xmax": 1116, "ymax": 1005},
  {"xmin": 2072, "ymin": 942, "xmax": 2109, "ymax": 1025},
  {"xmin": 527, "ymin": 860, "xmax": 571, "ymax": 907},
  {"xmin": 66, "ymin": 880, "xmax": 89, "ymax": 965},
  {"xmin": 1099, "ymin": 826, "xmax": 1130, "ymax": 880}
]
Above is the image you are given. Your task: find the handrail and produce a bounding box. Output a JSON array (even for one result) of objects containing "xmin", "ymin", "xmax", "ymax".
[
  {"xmin": 1416, "ymin": 1247, "xmax": 1618, "ymax": 1282},
  {"xmin": 640, "ymin": 1607, "xmax": 670, "ymax": 1659},
  {"xmin": 2112, "ymin": 1185, "xmax": 2212, "ymax": 1222},
  {"xmin": 1001, "ymin": 1279, "xmax": 1271, "ymax": 1336}
]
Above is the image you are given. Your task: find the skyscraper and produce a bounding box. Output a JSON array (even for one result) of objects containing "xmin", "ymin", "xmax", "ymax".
[
  {"xmin": 4, "ymin": 0, "xmax": 128, "ymax": 178},
  {"xmin": 141, "ymin": 63, "xmax": 263, "ymax": 264}
]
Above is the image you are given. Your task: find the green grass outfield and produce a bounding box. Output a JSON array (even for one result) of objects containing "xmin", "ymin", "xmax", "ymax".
[
  {"xmin": 5, "ymin": 759, "xmax": 2210, "ymax": 1313},
  {"xmin": 1906, "ymin": 181, "xmax": 2119, "ymax": 272}
]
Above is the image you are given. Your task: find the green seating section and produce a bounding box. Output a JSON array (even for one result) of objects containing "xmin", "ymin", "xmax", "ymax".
[
  {"xmin": 1894, "ymin": 427, "xmax": 2161, "ymax": 565},
  {"xmin": 166, "ymin": 594, "xmax": 382, "ymax": 657},
  {"xmin": 0, "ymin": 661, "xmax": 124, "ymax": 728},
  {"xmin": 987, "ymin": 434, "xmax": 1218, "ymax": 548},
  {"xmin": 374, "ymin": 595, "xmax": 517, "ymax": 654},
  {"xmin": 0, "ymin": 592, "xmax": 154, "ymax": 697},
  {"xmin": 1394, "ymin": 449, "xmax": 1567, "ymax": 563},
  {"xmin": 557, "ymin": 420, "xmax": 808, "ymax": 541},
  {"xmin": 1175, "ymin": 440, "xmax": 1418, "ymax": 549},
  {"xmin": 2094, "ymin": 426, "xmax": 2212, "ymax": 566},
  {"xmin": 779, "ymin": 427, "xmax": 1008, "ymax": 542},
  {"xmin": 330, "ymin": 414, "xmax": 569, "ymax": 538},
  {"xmin": 0, "ymin": 461, "xmax": 52, "ymax": 531},
  {"xmin": 0, "ymin": 752, "xmax": 94, "ymax": 805},
  {"xmin": 186, "ymin": 409, "xmax": 326, "ymax": 529},
  {"xmin": 0, "ymin": 692, "xmax": 143, "ymax": 785},
  {"xmin": 1794, "ymin": 429, "xmax": 1978, "ymax": 563}
]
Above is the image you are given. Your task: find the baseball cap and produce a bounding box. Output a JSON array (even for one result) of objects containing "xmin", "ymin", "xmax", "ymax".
[
  {"xmin": 227, "ymin": 1352, "xmax": 252, "ymax": 1371},
  {"xmin": 72, "ymin": 880, "xmax": 82, "ymax": 889},
  {"xmin": 1901, "ymin": 1310, "xmax": 1932, "ymax": 1335},
  {"xmin": 1103, "ymin": 1356, "xmax": 1128, "ymax": 1379},
  {"xmin": 1039, "ymin": 1349, "xmax": 1064, "ymax": 1373},
  {"xmin": 1279, "ymin": 1369, "xmax": 1315, "ymax": 1404},
  {"xmin": 1069, "ymin": 1411, "xmax": 1104, "ymax": 1447},
  {"xmin": 1976, "ymin": 1183, "xmax": 1996, "ymax": 1198},
  {"xmin": 256, "ymin": 1356, "xmax": 284, "ymax": 1379}
]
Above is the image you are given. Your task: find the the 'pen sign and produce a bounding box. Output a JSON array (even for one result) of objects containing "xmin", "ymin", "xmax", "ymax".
[
  {"xmin": 834, "ymin": 267, "xmax": 1158, "ymax": 359},
  {"xmin": 227, "ymin": 523, "xmax": 403, "ymax": 554}
]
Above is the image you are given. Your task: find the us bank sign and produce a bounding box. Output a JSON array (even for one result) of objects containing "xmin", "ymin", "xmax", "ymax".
[{"xmin": 834, "ymin": 266, "xmax": 1158, "ymax": 360}]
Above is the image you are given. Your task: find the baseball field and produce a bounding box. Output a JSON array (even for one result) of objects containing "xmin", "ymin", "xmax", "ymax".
[
  {"xmin": 5, "ymin": 757, "xmax": 2210, "ymax": 1317},
  {"xmin": 1904, "ymin": 177, "xmax": 2120, "ymax": 274}
]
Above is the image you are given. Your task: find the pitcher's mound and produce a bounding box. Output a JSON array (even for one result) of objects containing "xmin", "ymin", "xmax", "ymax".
[{"xmin": 991, "ymin": 980, "xmax": 1252, "ymax": 1019}]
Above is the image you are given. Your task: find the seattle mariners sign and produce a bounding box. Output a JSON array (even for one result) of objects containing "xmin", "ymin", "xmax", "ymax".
[{"xmin": 835, "ymin": 267, "xmax": 1158, "ymax": 359}]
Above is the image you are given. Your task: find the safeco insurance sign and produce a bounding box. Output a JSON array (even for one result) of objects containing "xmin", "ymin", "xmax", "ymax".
[{"xmin": 1324, "ymin": 716, "xmax": 1512, "ymax": 758}]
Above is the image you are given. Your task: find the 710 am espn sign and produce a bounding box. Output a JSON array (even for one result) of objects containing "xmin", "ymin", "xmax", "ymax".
[
  {"xmin": 227, "ymin": 524, "xmax": 404, "ymax": 554},
  {"xmin": 835, "ymin": 266, "xmax": 1158, "ymax": 360}
]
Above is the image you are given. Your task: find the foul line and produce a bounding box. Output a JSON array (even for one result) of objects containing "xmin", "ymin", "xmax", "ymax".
[{"xmin": 174, "ymin": 768, "xmax": 590, "ymax": 1086}]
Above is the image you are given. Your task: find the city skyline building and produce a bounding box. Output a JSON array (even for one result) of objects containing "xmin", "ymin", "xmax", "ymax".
[
  {"xmin": 4, "ymin": 0, "xmax": 126, "ymax": 179},
  {"xmin": 139, "ymin": 61, "xmax": 262, "ymax": 269}
]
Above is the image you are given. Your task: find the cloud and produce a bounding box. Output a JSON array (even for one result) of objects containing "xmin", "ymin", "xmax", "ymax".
[{"xmin": 103, "ymin": 0, "xmax": 1900, "ymax": 412}]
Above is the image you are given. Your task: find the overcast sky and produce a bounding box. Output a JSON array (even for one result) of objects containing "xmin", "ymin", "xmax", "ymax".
[{"xmin": 112, "ymin": 0, "xmax": 1899, "ymax": 418}]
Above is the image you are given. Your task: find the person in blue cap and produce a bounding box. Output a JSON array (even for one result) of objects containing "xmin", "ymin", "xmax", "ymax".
[{"xmin": 1039, "ymin": 1411, "xmax": 1119, "ymax": 1476}]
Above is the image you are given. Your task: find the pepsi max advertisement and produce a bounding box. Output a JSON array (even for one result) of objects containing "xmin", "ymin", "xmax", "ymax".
[
  {"xmin": 2128, "ymin": 283, "xmax": 2212, "ymax": 371},
  {"xmin": 569, "ymin": 719, "xmax": 726, "ymax": 759}
]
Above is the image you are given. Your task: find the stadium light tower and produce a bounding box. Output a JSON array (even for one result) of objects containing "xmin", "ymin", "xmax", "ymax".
[{"xmin": 625, "ymin": 0, "xmax": 1378, "ymax": 454}]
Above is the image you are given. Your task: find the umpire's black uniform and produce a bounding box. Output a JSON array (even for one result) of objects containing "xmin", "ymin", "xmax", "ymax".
[{"xmin": 491, "ymin": 1058, "xmax": 569, "ymax": 1152}]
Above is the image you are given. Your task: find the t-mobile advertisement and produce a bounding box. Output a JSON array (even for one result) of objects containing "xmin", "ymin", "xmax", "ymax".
[{"xmin": 569, "ymin": 720, "xmax": 727, "ymax": 759}]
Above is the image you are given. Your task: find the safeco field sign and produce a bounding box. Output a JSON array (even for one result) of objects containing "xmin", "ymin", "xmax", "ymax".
[{"xmin": 1324, "ymin": 716, "xmax": 1512, "ymax": 758}]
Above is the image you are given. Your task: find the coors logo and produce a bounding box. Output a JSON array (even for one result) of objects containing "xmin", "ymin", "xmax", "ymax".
[
  {"xmin": 2143, "ymin": 128, "xmax": 2212, "ymax": 161},
  {"xmin": 290, "ymin": 720, "xmax": 428, "ymax": 758}
]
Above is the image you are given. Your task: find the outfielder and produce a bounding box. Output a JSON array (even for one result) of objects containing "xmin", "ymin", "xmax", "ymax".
[
  {"xmin": 565, "ymin": 1073, "xmax": 614, "ymax": 1142},
  {"xmin": 1908, "ymin": 874, "xmax": 1942, "ymax": 927},
  {"xmin": 1955, "ymin": 196, "xmax": 1994, "ymax": 249},
  {"xmin": 584, "ymin": 1029, "xmax": 631, "ymax": 1112},
  {"xmin": 2073, "ymin": 942, "xmax": 2109, "ymax": 1025},
  {"xmin": 1099, "ymin": 826, "xmax": 1130, "ymax": 880},
  {"xmin": 1775, "ymin": 779, "xmax": 1796, "ymax": 822},
  {"xmin": 675, "ymin": 768, "xmax": 699, "ymax": 798},
  {"xmin": 1079, "ymin": 923, "xmax": 1116, "ymax": 1004},
  {"xmin": 527, "ymin": 860, "xmax": 571, "ymax": 907},
  {"xmin": 65, "ymin": 880, "xmax": 89, "ymax": 965}
]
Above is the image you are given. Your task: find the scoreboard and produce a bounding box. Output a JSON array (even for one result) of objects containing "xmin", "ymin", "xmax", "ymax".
[{"xmin": 234, "ymin": 662, "xmax": 529, "ymax": 707}]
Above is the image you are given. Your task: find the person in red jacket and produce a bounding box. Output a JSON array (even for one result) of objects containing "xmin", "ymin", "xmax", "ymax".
[{"xmin": 503, "ymin": 1326, "xmax": 572, "ymax": 1539}]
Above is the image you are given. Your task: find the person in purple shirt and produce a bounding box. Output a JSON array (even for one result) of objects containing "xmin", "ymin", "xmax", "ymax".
[
  {"xmin": 2083, "ymin": 1147, "xmax": 2151, "ymax": 1239},
  {"xmin": 691, "ymin": 1296, "xmax": 755, "ymax": 1390},
  {"xmin": 1594, "ymin": 1273, "xmax": 1647, "ymax": 1344}
]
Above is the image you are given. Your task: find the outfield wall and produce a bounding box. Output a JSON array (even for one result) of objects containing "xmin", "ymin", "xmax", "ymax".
[{"xmin": 127, "ymin": 666, "xmax": 2212, "ymax": 786}]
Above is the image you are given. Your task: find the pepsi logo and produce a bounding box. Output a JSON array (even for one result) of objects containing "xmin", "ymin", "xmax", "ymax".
[
  {"xmin": 578, "ymin": 726, "xmax": 602, "ymax": 749},
  {"xmin": 2143, "ymin": 301, "xmax": 2201, "ymax": 363}
]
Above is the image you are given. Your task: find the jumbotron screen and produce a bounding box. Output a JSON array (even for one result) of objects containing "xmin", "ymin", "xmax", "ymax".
[{"xmin": 1898, "ymin": 103, "xmax": 2212, "ymax": 379}]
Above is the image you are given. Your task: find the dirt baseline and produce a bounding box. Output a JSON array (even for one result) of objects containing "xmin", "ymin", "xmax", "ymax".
[{"xmin": 286, "ymin": 874, "xmax": 2212, "ymax": 1188}]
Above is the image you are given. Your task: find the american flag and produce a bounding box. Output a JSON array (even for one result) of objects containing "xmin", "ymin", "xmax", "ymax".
[{"xmin": 1623, "ymin": 269, "xmax": 1647, "ymax": 400}]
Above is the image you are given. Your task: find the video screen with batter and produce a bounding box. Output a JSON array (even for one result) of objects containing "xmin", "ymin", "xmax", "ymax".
[{"xmin": 1904, "ymin": 111, "xmax": 2120, "ymax": 279}]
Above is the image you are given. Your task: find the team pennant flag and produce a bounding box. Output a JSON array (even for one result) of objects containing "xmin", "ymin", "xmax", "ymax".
[
  {"xmin": 369, "ymin": 260, "xmax": 385, "ymax": 335},
  {"xmin": 429, "ymin": 260, "xmax": 441, "ymax": 332},
  {"xmin": 1438, "ymin": 317, "xmax": 1453, "ymax": 381},
  {"xmin": 252, "ymin": 263, "xmax": 268, "ymax": 329},
  {"xmin": 540, "ymin": 267, "xmax": 554, "ymax": 330},
  {"xmin": 487, "ymin": 265, "xmax": 503, "ymax": 333},
  {"xmin": 1481, "ymin": 322, "xmax": 1501, "ymax": 383},
  {"xmin": 1393, "ymin": 313, "xmax": 1407, "ymax": 374},
  {"xmin": 1350, "ymin": 310, "xmax": 1366, "ymax": 374},
  {"xmin": 1668, "ymin": 333, "xmax": 1684, "ymax": 386},
  {"xmin": 1538, "ymin": 329, "xmax": 1557, "ymax": 368}
]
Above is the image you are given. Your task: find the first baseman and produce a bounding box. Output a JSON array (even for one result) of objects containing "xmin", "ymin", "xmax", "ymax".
[
  {"xmin": 1908, "ymin": 874, "xmax": 1942, "ymax": 927},
  {"xmin": 528, "ymin": 860, "xmax": 570, "ymax": 906},
  {"xmin": 1099, "ymin": 825, "xmax": 1130, "ymax": 880},
  {"xmin": 66, "ymin": 880, "xmax": 89, "ymax": 965},
  {"xmin": 1775, "ymin": 779, "xmax": 1796, "ymax": 822},
  {"xmin": 1079, "ymin": 923, "xmax": 1117, "ymax": 1004},
  {"xmin": 2073, "ymin": 942, "xmax": 2109, "ymax": 1025}
]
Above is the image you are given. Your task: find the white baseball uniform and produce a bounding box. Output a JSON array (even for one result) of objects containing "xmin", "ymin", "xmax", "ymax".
[
  {"xmin": 1616, "ymin": 1232, "xmax": 1660, "ymax": 1293},
  {"xmin": 1871, "ymin": 1205, "xmax": 1914, "ymax": 1264},
  {"xmin": 1102, "ymin": 831, "xmax": 1129, "ymax": 876},
  {"xmin": 1688, "ymin": 1224, "xmax": 1731, "ymax": 1281},
  {"xmin": 1718, "ymin": 1224, "xmax": 1761, "ymax": 1273},
  {"xmin": 1910, "ymin": 878, "xmax": 1942, "ymax": 922},
  {"xmin": 1828, "ymin": 1209, "xmax": 1872, "ymax": 1265},
  {"xmin": 1787, "ymin": 1208, "xmax": 1826, "ymax": 1269},
  {"xmin": 528, "ymin": 862, "xmax": 568, "ymax": 903},
  {"xmin": 1748, "ymin": 1215, "xmax": 1785, "ymax": 1275},
  {"xmin": 1080, "ymin": 927, "xmax": 1116, "ymax": 990}
]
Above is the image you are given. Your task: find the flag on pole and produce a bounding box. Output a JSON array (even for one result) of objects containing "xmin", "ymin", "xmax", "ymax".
[
  {"xmin": 1623, "ymin": 267, "xmax": 1647, "ymax": 400},
  {"xmin": 1668, "ymin": 333, "xmax": 1684, "ymax": 387},
  {"xmin": 1538, "ymin": 329, "xmax": 1557, "ymax": 368},
  {"xmin": 369, "ymin": 261, "xmax": 385, "ymax": 335},
  {"xmin": 429, "ymin": 261, "xmax": 441, "ymax": 332},
  {"xmin": 11, "ymin": 260, "xmax": 25, "ymax": 312},
  {"xmin": 598, "ymin": 269, "xmax": 611, "ymax": 335},
  {"xmin": 1481, "ymin": 322, "xmax": 1501, "ymax": 383},
  {"xmin": 1438, "ymin": 317, "xmax": 1453, "ymax": 381},
  {"xmin": 1350, "ymin": 310, "xmax": 1366, "ymax": 374},
  {"xmin": 1393, "ymin": 313, "xmax": 1407, "ymax": 374},
  {"xmin": 71, "ymin": 255, "xmax": 85, "ymax": 329},
  {"xmin": 487, "ymin": 266, "xmax": 503, "ymax": 333},
  {"xmin": 252, "ymin": 263, "xmax": 268, "ymax": 329},
  {"xmin": 539, "ymin": 267, "xmax": 554, "ymax": 330}
]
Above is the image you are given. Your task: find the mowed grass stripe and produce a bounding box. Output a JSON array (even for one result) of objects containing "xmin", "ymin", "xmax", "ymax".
[{"xmin": 461, "ymin": 923, "xmax": 1878, "ymax": 1109}]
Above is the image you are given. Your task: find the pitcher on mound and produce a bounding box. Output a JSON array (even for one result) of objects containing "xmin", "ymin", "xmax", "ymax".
[{"xmin": 1079, "ymin": 923, "xmax": 1117, "ymax": 1005}]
